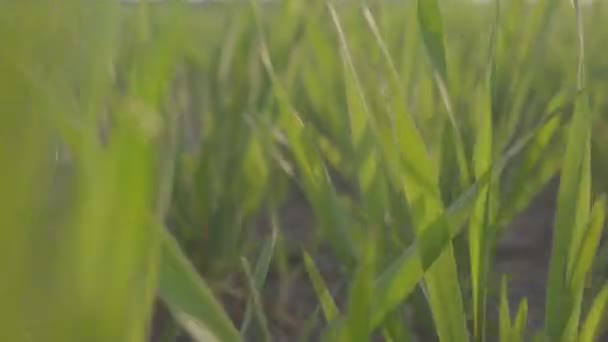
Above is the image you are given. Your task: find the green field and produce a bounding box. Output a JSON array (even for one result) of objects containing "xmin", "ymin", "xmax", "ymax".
[{"xmin": 2, "ymin": 0, "xmax": 608, "ymax": 341}]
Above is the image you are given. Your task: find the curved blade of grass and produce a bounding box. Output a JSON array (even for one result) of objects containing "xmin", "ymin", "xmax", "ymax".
[
  {"xmin": 579, "ymin": 284, "xmax": 608, "ymax": 342},
  {"xmin": 302, "ymin": 251, "xmax": 340, "ymax": 322},
  {"xmin": 158, "ymin": 229, "xmax": 241, "ymax": 342}
]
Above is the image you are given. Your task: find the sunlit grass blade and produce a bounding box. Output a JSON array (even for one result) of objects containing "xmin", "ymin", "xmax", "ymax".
[
  {"xmin": 302, "ymin": 251, "xmax": 340, "ymax": 322},
  {"xmin": 158, "ymin": 229, "xmax": 241, "ymax": 342},
  {"xmin": 579, "ymin": 284, "xmax": 608, "ymax": 342}
]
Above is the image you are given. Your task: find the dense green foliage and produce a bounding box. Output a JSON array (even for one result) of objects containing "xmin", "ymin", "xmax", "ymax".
[{"xmin": 2, "ymin": 0, "xmax": 608, "ymax": 341}]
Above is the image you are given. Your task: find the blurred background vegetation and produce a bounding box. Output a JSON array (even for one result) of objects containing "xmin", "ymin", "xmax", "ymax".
[{"xmin": 1, "ymin": 0, "xmax": 608, "ymax": 341}]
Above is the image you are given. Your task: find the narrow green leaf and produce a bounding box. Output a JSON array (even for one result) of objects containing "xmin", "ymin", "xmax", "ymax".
[
  {"xmin": 240, "ymin": 224, "xmax": 277, "ymax": 336},
  {"xmin": 417, "ymin": 0, "xmax": 447, "ymax": 81},
  {"xmin": 579, "ymin": 284, "xmax": 608, "ymax": 342},
  {"xmin": 241, "ymin": 257, "xmax": 271, "ymax": 342},
  {"xmin": 256, "ymin": 7, "xmax": 356, "ymax": 262},
  {"xmin": 497, "ymin": 112, "xmax": 563, "ymax": 228},
  {"xmin": 416, "ymin": 0, "xmax": 471, "ymax": 188},
  {"xmin": 372, "ymin": 174, "xmax": 489, "ymax": 329},
  {"xmin": 302, "ymin": 251, "xmax": 340, "ymax": 322},
  {"xmin": 470, "ymin": 50, "xmax": 496, "ymax": 341},
  {"xmin": 345, "ymin": 231, "xmax": 376, "ymax": 342},
  {"xmin": 360, "ymin": 6, "xmax": 440, "ymax": 201},
  {"xmin": 544, "ymin": 93, "xmax": 592, "ymax": 342},
  {"xmin": 568, "ymin": 195, "xmax": 606, "ymax": 291},
  {"xmin": 158, "ymin": 229, "xmax": 241, "ymax": 342},
  {"xmin": 382, "ymin": 307, "xmax": 415, "ymax": 342},
  {"xmin": 545, "ymin": 0, "xmax": 592, "ymax": 336},
  {"xmin": 499, "ymin": 276, "xmax": 512, "ymax": 342},
  {"xmin": 370, "ymin": 122, "xmax": 538, "ymax": 332},
  {"xmin": 511, "ymin": 299, "xmax": 528, "ymax": 342}
]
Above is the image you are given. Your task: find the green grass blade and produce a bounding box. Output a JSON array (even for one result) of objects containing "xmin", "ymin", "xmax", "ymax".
[
  {"xmin": 372, "ymin": 174, "xmax": 489, "ymax": 329},
  {"xmin": 497, "ymin": 112, "xmax": 563, "ymax": 228},
  {"xmin": 381, "ymin": 307, "xmax": 415, "ymax": 342},
  {"xmin": 302, "ymin": 251, "xmax": 340, "ymax": 323},
  {"xmin": 343, "ymin": 4, "xmax": 472, "ymax": 339},
  {"xmin": 470, "ymin": 49, "xmax": 496, "ymax": 342},
  {"xmin": 567, "ymin": 195, "xmax": 606, "ymax": 291},
  {"xmin": 544, "ymin": 1, "xmax": 592, "ymax": 338},
  {"xmin": 544, "ymin": 97, "xmax": 591, "ymax": 340},
  {"xmin": 499, "ymin": 276, "xmax": 512, "ymax": 342},
  {"xmin": 327, "ymin": 4, "xmax": 372, "ymax": 152},
  {"xmin": 370, "ymin": 119, "xmax": 539, "ymax": 332},
  {"xmin": 579, "ymin": 284, "xmax": 608, "ymax": 342},
  {"xmin": 158, "ymin": 229, "xmax": 241, "ymax": 342},
  {"xmin": 417, "ymin": 0, "xmax": 447, "ymax": 82},
  {"xmin": 255, "ymin": 7, "xmax": 356, "ymax": 262},
  {"xmin": 240, "ymin": 225, "xmax": 277, "ymax": 336},
  {"xmin": 511, "ymin": 299, "xmax": 528, "ymax": 342},
  {"xmin": 417, "ymin": 0, "xmax": 471, "ymax": 188},
  {"xmin": 0, "ymin": 3, "xmax": 174, "ymax": 341},
  {"xmin": 241, "ymin": 257, "xmax": 272, "ymax": 342},
  {"xmin": 344, "ymin": 232, "xmax": 376, "ymax": 342}
]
